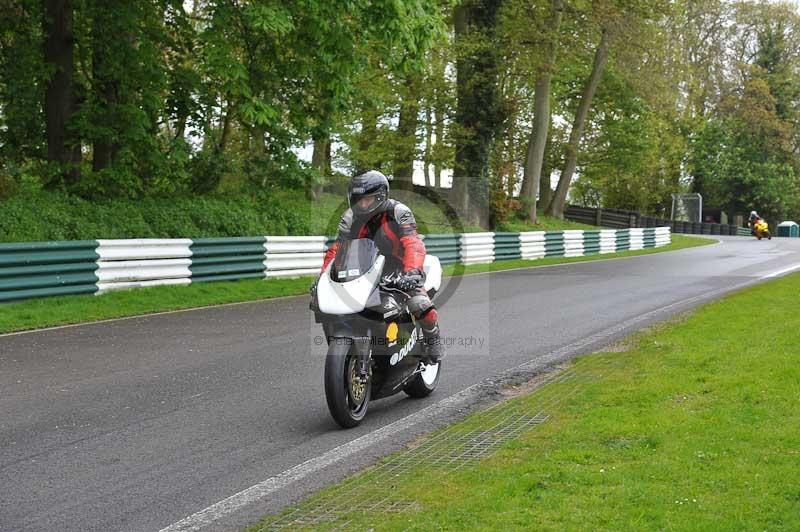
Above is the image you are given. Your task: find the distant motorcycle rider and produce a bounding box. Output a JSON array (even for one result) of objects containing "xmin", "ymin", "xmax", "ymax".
[
  {"xmin": 748, "ymin": 210, "xmax": 761, "ymax": 235},
  {"xmin": 317, "ymin": 170, "xmax": 445, "ymax": 363}
]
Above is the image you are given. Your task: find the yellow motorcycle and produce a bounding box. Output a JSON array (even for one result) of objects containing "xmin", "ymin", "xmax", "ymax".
[{"xmin": 753, "ymin": 219, "xmax": 772, "ymax": 240}]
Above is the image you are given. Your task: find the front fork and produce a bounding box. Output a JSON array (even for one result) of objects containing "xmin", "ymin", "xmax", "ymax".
[
  {"xmin": 354, "ymin": 335, "xmax": 371, "ymax": 383},
  {"xmin": 323, "ymin": 320, "xmax": 372, "ymax": 382}
]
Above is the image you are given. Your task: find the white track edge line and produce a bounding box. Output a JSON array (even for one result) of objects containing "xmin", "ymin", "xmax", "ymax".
[{"xmin": 761, "ymin": 262, "xmax": 800, "ymax": 279}]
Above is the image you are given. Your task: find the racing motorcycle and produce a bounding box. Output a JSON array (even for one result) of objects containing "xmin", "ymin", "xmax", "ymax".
[
  {"xmin": 310, "ymin": 238, "xmax": 443, "ymax": 428},
  {"xmin": 753, "ymin": 219, "xmax": 772, "ymax": 240}
]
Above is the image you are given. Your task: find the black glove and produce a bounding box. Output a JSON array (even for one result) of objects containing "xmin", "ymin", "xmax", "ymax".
[{"xmin": 396, "ymin": 270, "xmax": 424, "ymax": 292}]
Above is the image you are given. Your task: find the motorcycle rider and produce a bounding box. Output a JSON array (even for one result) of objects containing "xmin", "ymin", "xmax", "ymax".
[
  {"xmin": 316, "ymin": 170, "xmax": 445, "ymax": 363},
  {"xmin": 748, "ymin": 210, "xmax": 761, "ymax": 235}
]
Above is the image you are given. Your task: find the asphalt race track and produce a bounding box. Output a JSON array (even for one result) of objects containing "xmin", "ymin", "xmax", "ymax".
[{"xmin": 2, "ymin": 236, "xmax": 799, "ymax": 531}]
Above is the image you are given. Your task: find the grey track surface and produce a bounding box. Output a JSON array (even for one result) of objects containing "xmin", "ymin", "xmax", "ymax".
[{"xmin": 2, "ymin": 236, "xmax": 799, "ymax": 531}]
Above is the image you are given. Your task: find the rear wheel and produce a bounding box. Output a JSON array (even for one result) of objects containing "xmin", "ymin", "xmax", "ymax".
[
  {"xmin": 324, "ymin": 340, "xmax": 370, "ymax": 428},
  {"xmin": 403, "ymin": 360, "xmax": 441, "ymax": 398}
]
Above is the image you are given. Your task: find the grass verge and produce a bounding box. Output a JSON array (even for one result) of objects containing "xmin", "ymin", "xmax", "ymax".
[
  {"xmin": 249, "ymin": 271, "xmax": 800, "ymax": 531},
  {"xmin": 0, "ymin": 234, "xmax": 713, "ymax": 334}
]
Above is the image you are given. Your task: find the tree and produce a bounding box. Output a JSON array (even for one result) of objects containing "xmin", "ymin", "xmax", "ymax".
[
  {"xmin": 520, "ymin": 0, "xmax": 563, "ymax": 223},
  {"xmin": 547, "ymin": 26, "xmax": 610, "ymax": 218},
  {"xmin": 43, "ymin": 0, "xmax": 80, "ymax": 185},
  {"xmin": 690, "ymin": 74, "xmax": 798, "ymax": 222}
]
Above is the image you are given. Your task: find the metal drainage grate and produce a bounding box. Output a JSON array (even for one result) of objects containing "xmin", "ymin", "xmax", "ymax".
[{"xmin": 256, "ymin": 369, "xmax": 588, "ymax": 531}]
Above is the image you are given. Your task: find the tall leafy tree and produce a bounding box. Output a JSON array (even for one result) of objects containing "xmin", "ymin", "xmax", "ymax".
[
  {"xmin": 452, "ymin": 0, "xmax": 507, "ymax": 224},
  {"xmin": 42, "ymin": 0, "xmax": 81, "ymax": 185}
]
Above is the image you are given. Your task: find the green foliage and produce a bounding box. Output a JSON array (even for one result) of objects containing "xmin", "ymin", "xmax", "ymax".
[
  {"xmin": 0, "ymin": 0, "xmax": 47, "ymax": 163},
  {"xmin": 2, "ymin": 0, "xmax": 800, "ymax": 231},
  {"xmin": 690, "ymin": 73, "xmax": 800, "ymax": 222},
  {"xmin": 572, "ymin": 67, "xmax": 686, "ymax": 215},
  {"xmin": 0, "ymin": 191, "xmax": 312, "ymax": 242}
]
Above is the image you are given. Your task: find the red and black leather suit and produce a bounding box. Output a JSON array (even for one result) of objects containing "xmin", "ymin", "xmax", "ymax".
[{"xmin": 321, "ymin": 199, "xmax": 438, "ymax": 327}]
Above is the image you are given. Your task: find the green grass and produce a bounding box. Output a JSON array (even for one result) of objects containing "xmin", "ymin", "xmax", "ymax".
[
  {"xmin": 249, "ymin": 271, "xmax": 800, "ymax": 531},
  {"xmin": 494, "ymin": 214, "xmax": 597, "ymax": 232},
  {"xmin": 0, "ymin": 235, "xmax": 713, "ymax": 334},
  {"xmin": 0, "ymin": 278, "xmax": 311, "ymax": 333}
]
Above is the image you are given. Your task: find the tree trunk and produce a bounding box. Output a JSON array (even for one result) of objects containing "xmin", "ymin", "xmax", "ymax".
[
  {"xmin": 310, "ymin": 135, "xmax": 329, "ymax": 200},
  {"xmin": 91, "ymin": 4, "xmax": 120, "ymax": 172},
  {"xmin": 424, "ymin": 105, "xmax": 433, "ymax": 187},
  {"xmin": 521, "ymin": 0, "xmax": 563, "ymax": 224},
  {"xmin": 433, "ymin": 78, "xmax": 445, "ymax": 190},
  {"xmin": 174, "ymin": 115, "xmax": 187, "ymax": 142},
  {"xmin": 251, "ymin": 126, "xmax": 265, "ymax": 155},
  {"xmin": 43, "ymin": 0, "xmax": 80, "ymax": 184},
  {"xmin": 356, "ymin": 102, "xmax": 379, "ymax": 174},
  {"xmin": 453, "ymin": 0, "xmax": 504, "ymax": 225},
  {"xmin": 218, "ymin": 99, "xmax": 235, "ymax": 152},
  {"xmin": 547, "ymin": 28, "xmax": 610, "ymax": 218},
  {"xmin": 393, "ymin": 75, "xmax": 420, "ymax": 183},
  {"xmin": 452, "ymin": 5, "xmax": 470, "ymax": 216},
  {"xmin": 539, "ymin": 135, "xmax": 553, "ymax": 210}
]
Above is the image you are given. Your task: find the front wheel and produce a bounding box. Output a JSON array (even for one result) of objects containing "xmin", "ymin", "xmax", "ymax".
[
  {"xmin": 403, "ymin": 360, "xmax": 442, "ymax": 398},
  {"xmin": 324, "ymin": 340, "xmax": 370, "ymax": 428}
]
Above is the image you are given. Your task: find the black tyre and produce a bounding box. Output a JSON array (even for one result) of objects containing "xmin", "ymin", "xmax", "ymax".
[
  {"xmin": 403, "ymin": 360, "xmax": 442, "ymax": 398},
  {"xmin": 324, "ymin": 339, "xmax": 370, "ymax": 428}
]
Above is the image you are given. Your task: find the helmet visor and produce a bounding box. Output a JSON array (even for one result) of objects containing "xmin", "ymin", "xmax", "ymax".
[{"xmin": 349, "ymin": 191, "xmax": 385, "ymax": 216}]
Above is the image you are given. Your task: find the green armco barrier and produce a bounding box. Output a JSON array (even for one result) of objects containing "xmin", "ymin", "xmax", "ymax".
[
  {"xmin": 494, "ymin": 233, "xmax": 522, "ymax": 260},
  {"xmin": 583, "ymin": 231, "xmax": 601, "ymax": 254},
  {"xmin": 0, "ymin": 271, "xmax": 100, "ymax": 292},
  {"xmin": 191, "ymin": 272, "xmax": 265, "ymax": 283},
  {"xmin": 615, "ymin": 232, "xmax": 631, "ymax": 250},
  {"xmin": 189, "ymin": 237, "xmax": 266, "ymax": 257},
  {"xmin": 0, "ymin": 240, "xmax": 100, "ymax": 302},
  {"xmin": 0, "ymin": 240, "xmax": 100, "ymax": 267},
  {"xmin": 422, "ymin": 234, "xmax": 461, "ymax": 265},
  {"xmin": 189, "ymin": 237, "xmax": 266, "ymax": 282}
]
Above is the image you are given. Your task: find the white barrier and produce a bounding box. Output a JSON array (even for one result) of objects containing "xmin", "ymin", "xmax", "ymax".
[
  {"xmin": 628, "ymin": 228, "xmax": 645, "ymax": 251},
  {"xmin": 264, "ymin": 236, "xmax": 327, "ymax": 279},
  {"xmin": 519, "ymin": 231, "xmax": 546, "ymax": 260},
  {"xmin": 95, "ymin": 239, "xmax": 193, "ymax": 293},
  {"xmin": 460, "ymin": 233, "xmax": 495, "ymax": 265},
  {"xmin": 562, "ymin": 230, "xmax": 585, "ymax": 257},
  {"xmin": 599, "ymin": 230, "xmax": 618, "ymax": 254}
]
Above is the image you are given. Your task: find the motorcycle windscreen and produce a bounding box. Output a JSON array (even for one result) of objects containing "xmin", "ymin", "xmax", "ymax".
[
  {"xmin": 318, "ymin": 239, "xmax": 384, "ymax": 315},
  {"xmin": 331, "ymin": 238, "xmax": 379, "ymax": 282}
]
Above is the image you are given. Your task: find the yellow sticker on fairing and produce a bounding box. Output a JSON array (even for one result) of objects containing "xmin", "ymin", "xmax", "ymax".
[{"xmin": 386, "ymin": 322, "xmax": 399, "ymax": 343}]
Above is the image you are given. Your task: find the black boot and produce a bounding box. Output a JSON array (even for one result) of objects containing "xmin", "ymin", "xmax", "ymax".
[{"xmin": 421, "ymin": 326, "xmax": 445, "ymax": 364}]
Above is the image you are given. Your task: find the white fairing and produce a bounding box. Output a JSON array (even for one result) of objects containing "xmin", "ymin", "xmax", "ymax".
[
  {"xmin": 317, "ymin": 255, "xmax": 385, "ymax": 315},
  {"xmin": 422, "ymin": 254, "xmax": 442, "ymax": 293}
]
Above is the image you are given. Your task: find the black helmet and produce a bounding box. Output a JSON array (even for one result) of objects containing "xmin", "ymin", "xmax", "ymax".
[{"xmin": 348, "ymin": 170, "xmax": 389, "ymax": 217}]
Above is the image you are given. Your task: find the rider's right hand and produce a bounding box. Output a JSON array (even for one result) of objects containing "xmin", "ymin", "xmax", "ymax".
[{"xmin": 396, "ymin": 270, "xmax": 424, "ymax": 292}]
